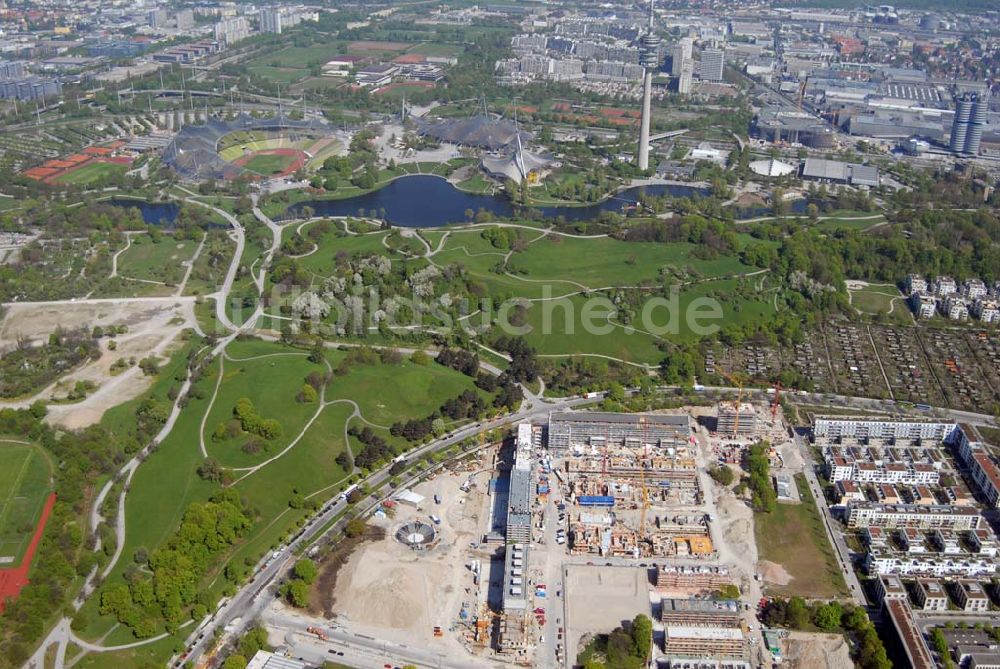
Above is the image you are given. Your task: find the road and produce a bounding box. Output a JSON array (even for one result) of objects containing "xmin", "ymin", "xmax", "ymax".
[{"xmin": 266, "ymin": 612, "xmax": 509, "ymax": 669}]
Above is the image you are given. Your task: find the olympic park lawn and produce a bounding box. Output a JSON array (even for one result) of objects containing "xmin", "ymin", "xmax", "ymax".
[
  {"xmin": 77, "ymin": 336, "xmax": 486, "ymax": 642},
  {"xmin": 0, "ymin": 439, "xmax": 53, "ymax": 565},
  {"xmin": 115, "ymin": 235, "xmax": 197, "ymax": 285}
]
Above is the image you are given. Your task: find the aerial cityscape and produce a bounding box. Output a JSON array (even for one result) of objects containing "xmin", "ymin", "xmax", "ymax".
[{"xmin": 0, "ymin": 0, "xmax": 998, "ymax": 669}]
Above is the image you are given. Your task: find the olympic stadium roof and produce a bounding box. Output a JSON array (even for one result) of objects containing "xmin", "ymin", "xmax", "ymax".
[
  {"xmin": 414, "ymin": 114, "xmax": 533, "ymax": 151},
  {"xmin": 162, "ymin": 113, "xmax": 333, "ymax": 181}
]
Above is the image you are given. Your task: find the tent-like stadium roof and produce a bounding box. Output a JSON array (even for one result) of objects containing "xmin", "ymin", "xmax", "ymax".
[
  {"xmin": 414, "ymin": 114, "xmax": 533, "ymax": 151},
  {"xmin": 482, "ymin": 148, "xmax": 553, "ymax": 184}
]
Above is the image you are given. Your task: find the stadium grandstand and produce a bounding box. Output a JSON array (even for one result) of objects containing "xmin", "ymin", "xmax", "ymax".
[{"xmin": 162, "ymin": 113, "xmax": 334, "ymax": 181}]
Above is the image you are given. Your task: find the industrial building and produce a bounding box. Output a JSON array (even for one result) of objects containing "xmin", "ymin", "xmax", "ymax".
[
  {"xmin": 548, "ymin": 411, "xmax": 690, "ymax": 454},
  {"xmin": 501, "ymin": 424, "xmax": 533, "ymax": 613}
]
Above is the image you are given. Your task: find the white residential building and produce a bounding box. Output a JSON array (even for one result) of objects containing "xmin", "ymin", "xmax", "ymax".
[
  {"xmin": 964, "ymin": 278, "xmax": 989, "ymax": 300},
  {"xmin": 942, "ymin": 295, "xmax": 970, "ymax": 321},
  {"xmin": 865, "ymin": 548, "xmax": 996, "ymax": 578},
  {"xmin": 906, "ymin": 274, "xmax": 928, "ymax": 294},
  {"xmin": 932, "ymin": 275, "xmax": 957, "ymax": 296},
  {"xmin": 215, "ymin": 16, "xmax": 251, "ymax": 45},
  {"xmin": 846, "ymin": 503, "xmax": 981, "ymax": 531},
  {"xmin": 972, "ymin": 298, "xmax": 1000, "ymax": 323},
  {"xmin": 814, "ymin": 417, "xmax": 957, "ymax": 442}
]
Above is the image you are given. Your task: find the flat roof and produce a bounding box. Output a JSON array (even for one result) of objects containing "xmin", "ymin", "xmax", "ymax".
[
  {"xmin": 665, "ymin": 625, "xmax": 744, "ymax": 640},
  {"xmin": 550, "ymin": 411, "xmax": 689, "ymax": 427}
]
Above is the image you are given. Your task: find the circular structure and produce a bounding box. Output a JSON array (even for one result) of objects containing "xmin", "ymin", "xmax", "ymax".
[
  {"xmin": 162, "ymin": 113, "xmax": 342, "ymax": 182},
  {"xmin": 395, "ymin": 521, "xmax": 438, "ymax": 550}
]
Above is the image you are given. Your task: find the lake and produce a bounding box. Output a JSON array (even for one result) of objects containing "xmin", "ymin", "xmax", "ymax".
[
  {"xmin": 110, "ymin": 175, "xmax": 803, "ymax": 228},
  {"xmin": 284, "ymin": 175, "xmax": 710, "ymax": 228}
]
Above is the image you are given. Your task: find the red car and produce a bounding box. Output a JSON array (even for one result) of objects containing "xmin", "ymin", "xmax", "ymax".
[{"xmin": 534, "ymin": 607, "xmax": 545, "ymax": 615}]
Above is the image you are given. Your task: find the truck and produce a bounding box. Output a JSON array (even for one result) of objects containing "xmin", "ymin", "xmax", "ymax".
[
  {"xmin": 584, "ymin": 391, "xmax": 602, "ymax": 399},
  {"xmin": 339, "ymin": 484, "xmax": 359, "ymax": 501},
  {"xmin": 429, "ymin": 514, "xmax": 442, "ymax": 525},
  {"xmin": 306, "ymin": 626, "xmax": 328, "ymax": 641}
]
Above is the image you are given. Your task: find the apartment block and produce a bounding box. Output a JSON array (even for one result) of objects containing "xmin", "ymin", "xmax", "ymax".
[
  {"xmin": 953, "ymin": 580, "xmax": 990, "ymax": 612},
  {"xmin": 912, "ymin": 578, "xmax": 949, "ymax": 611},
  {"xmin": 814, "ymin": 417, "xmax": 957, "ymax": 442},
  {"xmin": 846, "ymin": 503, "xmax": 981, "ymax": 531}
]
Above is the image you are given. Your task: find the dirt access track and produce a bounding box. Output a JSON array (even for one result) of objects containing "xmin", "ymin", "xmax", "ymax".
[{"xmin": 0, "ymin": 298, "xmax": 198, "ymax": 428}]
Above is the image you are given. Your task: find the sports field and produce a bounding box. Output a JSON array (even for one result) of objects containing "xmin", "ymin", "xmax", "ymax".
[
  {"xmin": 52, "ymin": 160, "xmax": 128, "ymax": 186},
  {"xmin": 0, "ymin": 441, "xmax": 52, "ymax": 565},
  {"xmin": 234, "ymin": 148, "xmax": 306, "ymax": 177}
]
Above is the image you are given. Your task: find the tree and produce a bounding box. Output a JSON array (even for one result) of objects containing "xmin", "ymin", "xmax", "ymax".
[
  {"xmin": 787, "ymin": 596, "xmax": 809, "ymax": 629},
  {"xmin": 293, "ymin": 558, "xmax": 317, "ymax": 585},
  {"xmin": 222, "ymin": 654, "xmax": 247, "ymax": 669},
  {"xmin": 284, "ymin": 579, "xmax": 309, "ymax": 607},
  {"xmin": 813, "ymin": 601, "xmax": 842, "ymax": 631},
  {"xmin": 708, "ymin": 465, "xmax": 734, "ymax": 486},
  {"xmin": 344, "ymin": 518, "xmax": 367, "ymax": 537},
  {"xmin": 630, "ymin": 614, "xmax": 652, "ymax": 659}
]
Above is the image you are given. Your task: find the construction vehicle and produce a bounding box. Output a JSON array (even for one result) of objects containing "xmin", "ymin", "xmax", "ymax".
[
  {"xmin": 433, "ymin": 626, "xmax": 444, "ymax": 637},
  {"xmin": 306, "ymin": 626, "xmax": 328, "ymax": 641}
]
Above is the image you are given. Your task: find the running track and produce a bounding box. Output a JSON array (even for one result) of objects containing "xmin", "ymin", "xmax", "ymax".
[{"xmin": 0, "ymin": 492, "xmax": 56, "ymax": 612}]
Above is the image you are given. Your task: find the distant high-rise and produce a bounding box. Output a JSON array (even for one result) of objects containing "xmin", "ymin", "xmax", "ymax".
[
  {"xmin": 950, "ymin": 92, "xmax": 988, "ymax": 155},
  {"xmin": 949, "ymin": 95, "xmax": 972, "ymax": 153},
  {"xmin": 700, "ymin": 47, "xmax": 725, "ymax": 82},
  {"xmin": 671, "ymin": 37, "xmax": 692, "ymax": 76},
  {"xmin": 260, "ymin": 9, "xmax": 282, "ymax": 34},
  {"xmin": 965, "ymin": 93, "xmax": 987, "ymax": 155},
  {"xmin": 637, "ymin": 0, "xmax": 661, "ymax": 171},
  {"xmin": 214, "ymin": 16, "xmax": 251, "ymax": 45},
  {"xmin": 677, "ymin": 60, "xmax": 693, "ymax": 95}
]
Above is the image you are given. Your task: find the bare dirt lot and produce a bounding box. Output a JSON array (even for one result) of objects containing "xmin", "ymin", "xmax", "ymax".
[
  {"xmin": 328, "ymin": 469, "xmax": 493, "ymax": 657},
  {"xmin": 783, "ymin": 631, "xmax": 854, "ymax": 669},
  {"xmin": 565, "ymin": 565, "xmax": 653, "ymax": 664},
  {"xmin": 0, "ymin": 298, "xmax": 197, "ymax": 427}
]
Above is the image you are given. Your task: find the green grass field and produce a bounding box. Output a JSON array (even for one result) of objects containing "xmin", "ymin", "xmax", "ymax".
[
  {"xmin": 754, "ymin": 474, "xmax": 849, "ymax": 599},
  {"xmin": 849, "ymin": 285, "xmax": 900, "ymax": 314},
  {"xmin": 242, "ymin": 152, "xmax": 298, "ymax": 175},
  {"xmin": 79, "ymin": 337, "xmax": 486, "ymax": 643},
  {"xmin": 116, "ymin": 236, "xmax": 195, "ymax": 285},
  {"xmin": 512, "ymin": 235, "xmax": 753, "ymax": 289},
  {"xmin": 0, "ymin": 441, "xmax": 52, "ymax": 564},
  {"xmin": 407, "ymin": 43, "xmax": 462, "ymax": 57},
  {"xmin": 53, "ymin": 161, "xmax": 128, "ymax": 186}
]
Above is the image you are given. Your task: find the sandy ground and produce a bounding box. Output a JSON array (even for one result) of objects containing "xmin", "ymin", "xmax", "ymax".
[
  {"xmin": 565, "ymin": 565, "xmax": 652, "ymax": 664},
  {"xmin": 783, "ymin": 631, "xmax": 854, "ymax": 669},
  {"xmin": 330, "ymin": 468, "xmax": 493, "ymax": 657},
  {"xmin": 0, "ymin": 299, "xmax": 198, "ymax": 427}
]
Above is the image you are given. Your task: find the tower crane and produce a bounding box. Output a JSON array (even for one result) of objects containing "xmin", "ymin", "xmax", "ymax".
[{"xmin": 771, "ymin": 382, "xmax": 782, "ymax": 422}]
